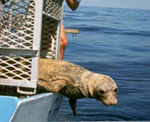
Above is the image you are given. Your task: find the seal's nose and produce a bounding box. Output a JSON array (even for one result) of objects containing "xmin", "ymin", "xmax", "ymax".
[
  {"xmin": 108, "ymin": 94, "xmax": 118, "ymax": 105},
  {"xmin": 100, "ymin": 96, "xmax": 118, "ymax": 106},
  {"xmin": 110, "ymin": 97, "xmax": 118, "ymax": 105}
]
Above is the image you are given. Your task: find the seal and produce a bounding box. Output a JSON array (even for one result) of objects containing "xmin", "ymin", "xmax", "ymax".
[{"xmin": 37, "ymin": 58, "xmax": 118, "ymax": 116}]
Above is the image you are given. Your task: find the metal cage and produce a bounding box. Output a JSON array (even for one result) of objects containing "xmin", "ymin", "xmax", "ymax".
[{"xmin": 0, "ymin": 0, "xmax": 63, "ymax": 95}]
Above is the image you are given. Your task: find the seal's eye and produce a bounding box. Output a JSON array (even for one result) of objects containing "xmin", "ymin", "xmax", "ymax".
[
  {"xmin": 99, "ymin": 90, "xmax": 105, "ymax": 94},
  {"xmin": 114, "ymin": 88, "xmax": 118, "ymax": 93}
]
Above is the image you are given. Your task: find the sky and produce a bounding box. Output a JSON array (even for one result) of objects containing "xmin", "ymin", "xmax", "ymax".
[{"xmin": 79, "ymin": 0, "xmax": 150, "ymax": 10}]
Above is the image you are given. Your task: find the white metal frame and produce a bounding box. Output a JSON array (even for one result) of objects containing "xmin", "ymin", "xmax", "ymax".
[{"xmin": 31, "ymin": 0, "xmax": 44, "ymax": 87}]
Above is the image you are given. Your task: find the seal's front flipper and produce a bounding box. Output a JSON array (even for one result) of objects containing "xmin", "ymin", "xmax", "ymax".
[
  {"xmin": 69, "ymin": 98, "xmax": 77, "ymax": 116},
  {"xmin": 38, "ymin": 79, "xmax": 67, "ymax": 93}
]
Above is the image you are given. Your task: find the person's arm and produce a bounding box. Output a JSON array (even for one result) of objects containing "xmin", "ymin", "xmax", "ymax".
[{"xmin": 66, "ymin": 0, "xmax": 80, "ymax": 11}]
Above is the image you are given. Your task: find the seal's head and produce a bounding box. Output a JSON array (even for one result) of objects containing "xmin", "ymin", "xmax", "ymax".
[{"xmin": 90, "ymin": 74, "xmax": 118, "ymax": 106}]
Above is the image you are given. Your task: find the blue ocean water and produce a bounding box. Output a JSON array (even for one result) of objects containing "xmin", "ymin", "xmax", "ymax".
[{"xmin": 56, "ymin": 6, "xmax": 150, "ymax": 121}]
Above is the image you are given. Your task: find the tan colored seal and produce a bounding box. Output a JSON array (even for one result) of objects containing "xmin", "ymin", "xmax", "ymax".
[{"xmin": 38, "ymin": 58, "xmax": 118, "ymax": 116}]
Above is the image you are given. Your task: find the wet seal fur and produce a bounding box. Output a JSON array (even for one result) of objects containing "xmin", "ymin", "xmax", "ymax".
[{"xmin": 37, "ymin": 58, "xmax": 118, "ymax": 116}]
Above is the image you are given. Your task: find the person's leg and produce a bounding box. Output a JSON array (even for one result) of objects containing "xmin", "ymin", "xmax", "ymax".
[{"xmin": 60, "ymin": 24, "xmax": 67, "ymax": 60}]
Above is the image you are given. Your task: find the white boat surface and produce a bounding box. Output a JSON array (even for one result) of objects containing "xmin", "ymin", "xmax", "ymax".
[{"xmin": 0, "ymin": 93, "xmax": 63, "ymax": 122}]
